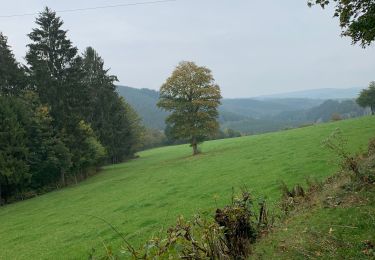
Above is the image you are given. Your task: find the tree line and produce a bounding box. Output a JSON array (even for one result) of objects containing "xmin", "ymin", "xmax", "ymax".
[{"xmin": 0, "ymin": 7, "xmax": 143, "ymax": 204}]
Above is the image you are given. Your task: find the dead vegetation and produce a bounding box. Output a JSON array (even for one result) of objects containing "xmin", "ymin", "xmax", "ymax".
[{"xmin": 91, "ymin": 191, "xmax": 273, "ymax": 259}]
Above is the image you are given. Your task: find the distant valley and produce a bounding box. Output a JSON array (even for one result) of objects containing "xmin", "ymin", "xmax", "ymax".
[{"xmin": 117, "ymin": 86, "xmax": 368, "ymax": 134}]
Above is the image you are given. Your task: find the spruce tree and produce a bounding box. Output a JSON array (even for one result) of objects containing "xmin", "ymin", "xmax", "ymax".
[
  {"xmin": 0, "ymin": 97, "xmax": 30, "ymax": 203},
  {"xmin": 0, "ymin": 32, "xmax": 26, "ymax": 96},
  {"xmin": 111, "ymin": 98, "xmax": 143, "ymax": 162},
  {"xmin": 81, "ymin": 47, "xmax": 143, "ymax": 163},
  {"xmin": 26, "ymin": 7, "xmax": 84, "ymax": 128},
  {"xmin": 26, "ymin": 8, "xmax": 103, "ymax": 180},
  {"xmin": 81, "ymin": 47, "xmax": 117, "ymax": 126}
]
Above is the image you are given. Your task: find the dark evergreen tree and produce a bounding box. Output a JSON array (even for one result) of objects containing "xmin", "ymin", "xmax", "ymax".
[
  {"xmin": 100, "ymin": 96, "xmax": 143, "ymax": 163},
  {"xmin": 0, "ymin": 7, "xmax": 144, "ymax": 204},
  {"xmin": 81, "ymin": 46, "xmax": 117, "ymax": 133},
  {"xmin": 22, "ymin": 92, "xmax": 71, "ymax": 188},
  {"xmin": 26, "ymin": 7, "xmax": 86, "ymax": 129},
  {"xmin": 0, "ymin": 32, "xmax": 26, "ymax": 96},
  {"xmin": 0, "ymin": 97, "xmax": 30, "ymax": 203},
  {"xmin": 26, "ymin": 8, "xmax": 103, "ymax": 182},
  {"xmin": 81, "ymin": 47, "xmax": 143, "ymax": 163},
  {"xmin": 82, "ymin": 47, "xmax": 117, "ymax": 121},
  {"xmin": 113, "ymin": 98, "xmax": 143, "ymax": 161}
]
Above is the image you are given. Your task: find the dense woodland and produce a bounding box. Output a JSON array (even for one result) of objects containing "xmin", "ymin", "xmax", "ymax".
[{"xmin": 0, "ymin": 8, "xmax": 143, "ymax": 204}]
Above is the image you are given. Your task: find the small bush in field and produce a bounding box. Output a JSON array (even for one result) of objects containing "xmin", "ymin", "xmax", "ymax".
[
  {"xmin": 92, "ymin": 192, "xmax": 272, "ymax": 260},
  {"xmin": 368, "ymin": 138, "xmax": 375, "ymax": 156},
  {"xmin": 323, "ymin": 129, "xmax": 375, "ymax": 188},
  {"xmin": 214, "ymin": 192, "xmax": 258, "ymax": 258},
  {"xmin": 323, "ymin": 128, "xmax": 361, "ymax": 174},
  {"xmin": 331, "ymin": 113, "xmax": 342, "ymax": 121},
  {"xmin": 279, "ymin": 181, "xmax": 306, "ymax": 215}
]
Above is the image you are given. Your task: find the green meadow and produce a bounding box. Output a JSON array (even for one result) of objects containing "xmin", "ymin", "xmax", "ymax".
[{"xmin": 0, "ymin": 116, "xmax": 374, "ymax": 259}]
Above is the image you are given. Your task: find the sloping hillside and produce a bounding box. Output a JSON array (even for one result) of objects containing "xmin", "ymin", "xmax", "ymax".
[
  {"xmin": 0, "ymin": 116, "xmax": 374, "ymax": 259},
  {"xmin": 117, "ymin": 86, "xmax": 168, "ymax": 130},
  {"xmin": 220, "ymin": 98, "xmax": 322, "ymax": 118}
]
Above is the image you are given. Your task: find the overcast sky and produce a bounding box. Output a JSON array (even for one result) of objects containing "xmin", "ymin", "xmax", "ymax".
[{"xmin": 1, "ymin": 0, "xmax": 374, "ymax": 98}]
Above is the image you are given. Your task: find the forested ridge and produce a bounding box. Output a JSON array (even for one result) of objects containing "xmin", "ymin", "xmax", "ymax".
[
  {"xmin": 0, "ymin": 8, "xmax": 143, "ymax": 204},
  {"xmin": 118, "ymin": 85, "xmax": 368, "ymax": 134}
]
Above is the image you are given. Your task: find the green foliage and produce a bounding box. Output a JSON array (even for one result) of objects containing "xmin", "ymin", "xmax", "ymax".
[
  {"xmin": 357, "ymin": 82, "xmax": 375, "ymax": 115},
  {"xmin": 308, "ymin": 0, "xmax": 375, "ymax": 47},
  {"xmin": 0, "ymin": 32, "xmax": 26, "ymax": 96},
  {"xmin": 105, "ymin": 98, "xmax": 143, "ymax": 163},
  {"xmin": 140, "ymin": 128, "xmax": 167, "ymax": 150},
  {"xmin": 158, "ymin": 61, "xmax": 222, "ymax": 155},
  {"xmin": 81, "ymin": 47, "xmax": 143, "ymax": 163},
  {"xmin": 68, "ymin": 121, "xmax": 106, "ymax": 177},
  {"xmin": 24, "ymin": 92, "xmax": 71, "ymax": 189},
  {"xmin": 24, "ymin": 8, "xmax": 98, "ymax": 185},
  {"xmin": 25, "ymin": 8, "xmax": 143, "ymax": 166},
  {"xmin": 0, "ymin": 8, "xmax": 143, "ymax": 203},
  {"xmin": 26, "ymin": 7, "xmax": 84, "ymax": 128},
  {"xmin": 0, "ymin": 92, "xmax": 72, "ymax": 202},
  {"xmin": 0, "ymin": 97, "xmax": 30, "ymax": 203}
]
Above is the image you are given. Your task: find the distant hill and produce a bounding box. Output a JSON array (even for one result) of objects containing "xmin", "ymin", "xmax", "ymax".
[
  {"xmin": 117, "ymin": 86, "xmax": 367, "ymax": 134},
  {"xmin": 220, "ymin": 98, "xmax": 322, "ymax": 118},
  {"xmin": 117, "ymin": 86, "xmax": 168, "ymax": 130},
  {"xmin": 256, "ymin": 87, "xmax": 362, "ymax": 100},
  {"xmin": 226, "ymin": 99, "xmax": 368, "ymax": 134}
]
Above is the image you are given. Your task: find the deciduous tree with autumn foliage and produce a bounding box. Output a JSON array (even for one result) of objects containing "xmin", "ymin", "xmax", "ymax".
[{"xmin": 158, "ymin": 61, "xmax": 222, "ymax": 155}]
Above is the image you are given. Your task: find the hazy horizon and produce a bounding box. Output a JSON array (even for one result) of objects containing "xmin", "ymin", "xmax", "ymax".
[
  {"xmin": 1, "ymin": 0, "xmax": 374, "ymax": 98},
  {"xmin": 119, "ymin": 84, "xmax": 362, "ymax": 99}
]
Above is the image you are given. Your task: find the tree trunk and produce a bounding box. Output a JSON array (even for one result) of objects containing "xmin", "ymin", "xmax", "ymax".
[
  {"xmin": 371, "ymin": 106, "xmax": 374, "ymax": 115},
  {"xmin": 192, "ymin": 137, "xmax": 198, "ymax": 155},
  {"xmin": 61, "ymin": 170, "xmax": 66, "ymax": 187},
  {"xmin": 0, "ymin": 184, "xmax": 2, "ymax": 206}
]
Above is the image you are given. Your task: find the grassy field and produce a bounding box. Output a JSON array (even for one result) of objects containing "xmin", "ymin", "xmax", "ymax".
[{"xmin": 0, "ymin": 116, "xmax": 374, "ymax": 259}]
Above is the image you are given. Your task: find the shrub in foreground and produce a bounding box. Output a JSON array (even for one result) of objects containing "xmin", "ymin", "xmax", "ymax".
[{"xmin": 91, "ymin": 192, "xmax": 271, "ymax": 259}]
